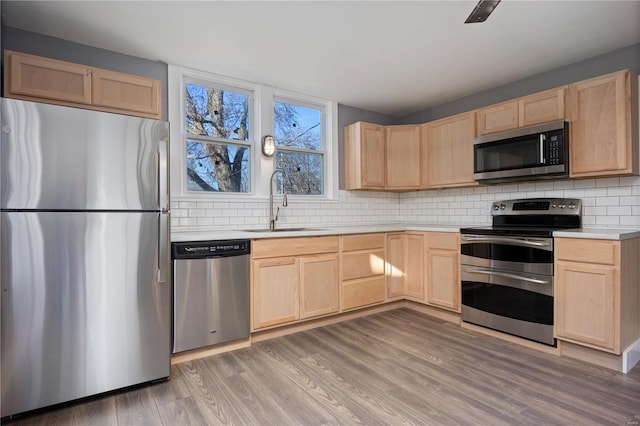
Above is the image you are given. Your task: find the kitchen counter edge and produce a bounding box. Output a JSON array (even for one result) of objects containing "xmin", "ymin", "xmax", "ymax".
[
  {"xmin": 171, "ymin": 223, "xmax": 470, "ymax": 242},
  {"xmin": 553, "ymin": 228, "xmax": 640, "ymax": 240}
]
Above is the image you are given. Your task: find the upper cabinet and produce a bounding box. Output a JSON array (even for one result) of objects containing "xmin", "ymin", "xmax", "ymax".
[
  {"xmin": 426, "ymin": 111, "xmax": 476, "ymax": 188},
  {"xmin": 4, "ymin": 50, "xmax": 161, "ymax": 119},
  {"xmin": 385, "ymin": 125, "xmax": 422, "ymax": 189},
  {"xmin": 477, "ymin": 87, "xmax": 566, "ymax": 135},
  {"xmin": 568, "ymin": 70, "xmax": 638, "ymax": 177},
  {"xmin": 344, "ymin": 122, "xmax": 424, "ymax": 190},
  {"xmin": 344, "ymin": 122, "xmax": 386, "ymax": 190}
]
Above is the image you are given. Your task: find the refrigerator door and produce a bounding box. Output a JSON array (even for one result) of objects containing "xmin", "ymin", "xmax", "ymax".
[
  {"xmin": 0, "ymin": 211, "xmax": 171, "ymax": 417},
  {"xmin": 0, "ymin": 98, "xmax": 169, "ymax": 211}
]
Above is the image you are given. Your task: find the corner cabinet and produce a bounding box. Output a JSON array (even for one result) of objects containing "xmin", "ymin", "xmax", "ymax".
[
  {"xmin": 426, "ymin": 112, "xmax": 477, "ymax": 188},
  {"xmin": 555, "ymin": 237, "xmax": 640, "ymax": 354},
  {"xmin": 4, "ymin": 50, "xmax": 161, "ymax": 119},
  {"xmin": 385, "ymin": 233, "xmax": 425, "ymax": 300},
  {"xmin": 568, "ymin": 70, "xmax": 638, "ymax": 177},
  {"xmin": 251, "ymin": 237, "xmax": 339, "ymax": 331},
  {"xmin": 345, "ymin": 122, "xmax": 423, "ymax": 191}
]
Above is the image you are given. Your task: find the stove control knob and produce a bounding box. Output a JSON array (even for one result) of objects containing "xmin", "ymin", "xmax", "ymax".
[
  {"xmin": 551, "ymin": 203, "xmax": 557, "ymax": 208},
  {"xmin": 493, "ymin": 204, "xmax": 500, "ymax": 210},
  {"xmin": 559, "ymin": 203, "xmax": 566, "ymax": 209},
  {"xmin": 500, "ymin": 204, "xmax": 506, "ymax": 210},
  {"xmin": 569, "ymin": 203, "xmax": 576, "ymax": 209}
]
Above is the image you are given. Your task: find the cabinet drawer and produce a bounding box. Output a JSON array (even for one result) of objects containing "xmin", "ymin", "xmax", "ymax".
[
  {"xmin": 252, "ymin": 236, "xmax": 339, "ymax": 259},
  {"xmin": 425, "ymin": 232, "xmax": 459, "ymax": 250},
  {"xmin": 341, "ymin": 249, "xmax": 385, "ymax": 280},
  {"xmin": 555, "ymin": 239, "xmax": 617, "ymax": 265},
  {"xmin": 342, "ymin": 276, "xmax": 386, "ymax": 310},
  {"xmin": 341, "ymin": 233, "xmax": 385, "ymax": 251}
]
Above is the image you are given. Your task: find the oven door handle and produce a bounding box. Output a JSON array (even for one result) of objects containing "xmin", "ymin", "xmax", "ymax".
[
  {"xmin": 461, "ymin": 235, "xmax": 551, "ymax": 249},
  {"xmin": 467, "ymin": 268, "xmax": 551, "ymax": 285}
]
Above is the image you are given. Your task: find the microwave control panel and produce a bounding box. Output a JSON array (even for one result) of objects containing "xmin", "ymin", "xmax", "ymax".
[{"xmin": 546, "ymin": 132, "xmax": 564, "ymax": 165}]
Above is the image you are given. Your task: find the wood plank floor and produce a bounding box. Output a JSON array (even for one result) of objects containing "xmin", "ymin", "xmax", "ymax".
[{"xmin": 6, "ymin": 308, "xmax": 640, "ymax": 425}]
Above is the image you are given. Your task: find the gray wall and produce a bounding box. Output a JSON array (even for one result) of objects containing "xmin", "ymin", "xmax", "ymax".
[
  {"xmin": 400, "ymin": 43, "xmax": 640, "ymax": 124},
  {"xmin": 337, "ymin": 104, "xmax": 398, "ymax": 189},
  {"xmin": 1, "ymin": 26, "xmax": 168, "ymax": 120}
]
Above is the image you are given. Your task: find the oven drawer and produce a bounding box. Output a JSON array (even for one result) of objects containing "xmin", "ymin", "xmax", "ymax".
[
  {"xmin": 462, "ymin": 265, "xmax": 554, "ymax": 331},
  {"xmin": 461, "ymin": 234, "xmax": 553, "ymax": 275}
]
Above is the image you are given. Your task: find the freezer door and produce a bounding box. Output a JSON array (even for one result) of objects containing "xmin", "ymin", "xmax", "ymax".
[
  {"xmin": 0, "ymin": 211, "xmax": 171, "ymax": 417},
  {"xmin": 0, "ymin": 98, "xmax": 169, "ymax": 211}
]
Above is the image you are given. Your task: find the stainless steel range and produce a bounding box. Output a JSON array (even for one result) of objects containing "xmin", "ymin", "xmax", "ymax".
[{"xmin": 460, "ymin": 198, "xmax": 582, "ymax": 346}]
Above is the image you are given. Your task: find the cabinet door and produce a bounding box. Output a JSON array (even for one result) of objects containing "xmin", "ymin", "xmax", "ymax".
[
  {"xmin": 360, "ymin": 123, "xmax": 386, "ymax": 188},
  {"xmin": 5, "ymin": 50, "xmax": 92, "ymax": 104},
  {"xmin": 555, "ymin": 261, "xmax": 618, "ymax": 352},
  {"xmin": 386, "ymin": 234, "xmax": 406, "ymax": 298},
  {"xmin": 427, "ymin": 112, "xmax": 476, "ymax": 188},
  {"xmin": 519, "ymin": 87, "xmax": 566, "ymax": 127},
  {"xmin": 385, "ymin": 125, "xmax": 421, "ymax": 189},
  {"xmin": 405, "ymin": 234, "xmax": 425, "ymax": 300},
  {"xmin": 476, "ymin": 100, "xmax": 518, "ymax": 135},
  {"xmin": 299, "ymin": 254, "xmax": 339, "ymax": 319},
  {"xmin": 342, "ymin": 277, "xmax": 386, "ymax": 311},
  {"xmin": 569, "ymin": 70, "xmax": 634, "ymax": 177},
  {"xmin": 425, "ymin": 249, "xmax": 460, "ymax": 312},
  {"xmin": 252, "ymin": 257, "xmax": 299, "ymax": 330},
  {"xmin": 92, "ymin": 69, "xmax": 161, "ymax": 118}
]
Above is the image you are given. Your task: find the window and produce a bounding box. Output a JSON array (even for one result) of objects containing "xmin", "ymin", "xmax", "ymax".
[
  {"xmin": 184, "ymin": 80, "xmax": 252, "ymax": 193},
  {"xmin": 273, "ymin": 99, "xmax": 324, "ymax": 195}
]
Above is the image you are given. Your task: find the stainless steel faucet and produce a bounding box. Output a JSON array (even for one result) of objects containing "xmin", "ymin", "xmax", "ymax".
[{"xmin": 269, "ymin": 168, "xmax": 288, "ymax": 231}]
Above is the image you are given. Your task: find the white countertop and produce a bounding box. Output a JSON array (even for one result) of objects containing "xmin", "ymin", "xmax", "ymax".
[
  {"xmin": 172, "ymin": 222, "xmax": 640, "ymax": 242},
  {"xmin": 553, "ymin": 228, "xmax": 640, "ymax": 240},
  {"xmin": 171, "ymin": 223, "xmax": 470, "ymax": 242}
]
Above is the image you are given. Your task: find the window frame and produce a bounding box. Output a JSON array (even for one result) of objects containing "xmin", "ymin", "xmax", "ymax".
[
  {"xmin": 273, "ymin": 96, "xmax": 327, "ymax": 196},
  {"xmin": 183, "ymin": 77, "xmax": 254, "ymax": 194},
  {"xmin": 168, "ymin": 65, "xmax": 338, "ymax": 201}
]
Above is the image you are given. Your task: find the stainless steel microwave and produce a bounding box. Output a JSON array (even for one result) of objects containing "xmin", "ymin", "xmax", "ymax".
[{"xmin": 473, "ymin": 120, "xmax": 568, "ymax": 183}]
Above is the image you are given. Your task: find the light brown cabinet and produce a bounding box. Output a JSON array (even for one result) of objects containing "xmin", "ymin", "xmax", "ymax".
[
  {"xmin": 425, "ymin": 233, "xmax": 460, "ymax": 312},
  {"xmin": 4, "ymin": 50, "xmax": 161, "ymax": 119},
  {"xmin": 251, "ymin": 237, "xmax": 339, "ymax": 330},
  {"xmin": 340, "ymin": 234, "xmax": 386, "ymax": 311},
  {"xmin": 345, "ymin": 122, "xmax": 424, "ymax": 191},
  {"xmin": 555, "ymin": 237, "xmax": 640, "ymax": 354},
  {"xmin": 385, "ymin": 125, "xmax": 423, "ymax": 189},
  {"xmin": 385, "ymin": 233, "xmax": 424, "ymax": 300},
  {"xmin": 476, "ymin": 87, "xmax": 566, "ymax": 135},
  {"xmin": 344, "ymin": 122, "xmax": 386, "ymax": 190},
  {"xmin": 568, "ymin": 70, "xmax": 638, "ymax": 177},
  {"xmin": 426, "ymin": 112, "xmax": 477, "ymax": 188}
]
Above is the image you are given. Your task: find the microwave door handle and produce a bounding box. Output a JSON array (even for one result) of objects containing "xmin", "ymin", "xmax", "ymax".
[
  {"xmin": 468, "ymin": 268, "xmax": 551, "ymax": 285},
  {"xmin": 540, "ymin": 134, "xmax": 546, "ymax": 163}
]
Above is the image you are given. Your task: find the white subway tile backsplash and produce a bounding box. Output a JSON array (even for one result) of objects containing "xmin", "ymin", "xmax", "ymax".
[{"xmin": 171, "ymin": 177, "xmax": 640, "ymax": 232}]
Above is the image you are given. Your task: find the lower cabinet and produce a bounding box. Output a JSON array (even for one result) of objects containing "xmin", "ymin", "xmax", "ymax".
[
  {"xmin": 251, "ymin": 237, "xmax": 339, "ymax": 331},
  {"xmin": 340, "ymin": 234, "xmax": 386, "ymax": 310},
  {"xmin": 386, "ymin": 233, "xmax": 424, "ymax": 300},
  {"xmin": 555, "ymin": 237, "xmax": 640, "ymax": 354},
  {"xmin": 425, "ymin": 233, "xmax": 460, "ymax": 312}
]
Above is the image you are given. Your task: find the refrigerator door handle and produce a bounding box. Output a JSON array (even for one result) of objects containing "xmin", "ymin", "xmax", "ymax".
[
  {"xmin": 158, "ymin": 212, "xmax": 170, "ymax": 284},
  {"xmin": 158, "ymin": 139, "xmax": 169, "ymax": 212}
]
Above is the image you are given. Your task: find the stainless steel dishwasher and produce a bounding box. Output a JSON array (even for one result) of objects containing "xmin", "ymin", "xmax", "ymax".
[{"xmin": 172, "ymin": 239, "xmax": 250, "ymax": 353}]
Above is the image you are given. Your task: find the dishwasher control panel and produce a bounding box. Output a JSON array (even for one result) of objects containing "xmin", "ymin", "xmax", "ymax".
[{"xmin": 172, "ymin": 239, "xmax": 250, "ymax": 259}]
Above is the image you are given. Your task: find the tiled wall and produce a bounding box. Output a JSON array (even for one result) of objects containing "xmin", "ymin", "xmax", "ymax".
[{"xmin": 171, "ymin": 176, "xmax": 640, "ymax": 232}]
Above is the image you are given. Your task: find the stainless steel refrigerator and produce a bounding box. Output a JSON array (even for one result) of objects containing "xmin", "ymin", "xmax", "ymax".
[{"xmin": 0, "ymin": 98, "xmax": 171, "ymax": 418}]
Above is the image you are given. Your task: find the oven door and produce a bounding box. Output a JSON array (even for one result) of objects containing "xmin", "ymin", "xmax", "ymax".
[
  {"xmin": 461, "ymin": 265, "xmax": 555, "ymax": 346},
  {"xmin": 461, "ymin": 234, "xmax": 553, "ymax": 275}
]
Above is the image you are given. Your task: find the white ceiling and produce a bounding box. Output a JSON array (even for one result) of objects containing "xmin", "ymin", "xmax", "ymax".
[{"xmin": 2, "ymin": 1, "xmax": 640, "ymax": 117}]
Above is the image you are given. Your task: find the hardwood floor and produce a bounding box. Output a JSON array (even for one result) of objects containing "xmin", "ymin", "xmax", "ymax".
[{"xmin": 6, "ymin": 308, "xmax": 640, "ymax": 425}]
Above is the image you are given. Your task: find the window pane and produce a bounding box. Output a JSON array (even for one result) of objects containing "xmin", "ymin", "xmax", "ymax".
[
  {"xmin": 185, "ymin": 83, "xmax": 250, "ymax": 141},
  {"xmin": 276, "ymin": 151, "xmax": 323, "ymax": 195},
  {"xmin": 186, "ymin": 140, "xmax": 250, "ymax": 193},
  {"xmin": 274, "ymin": 101, "xmax": 322, "ymax": 150}
]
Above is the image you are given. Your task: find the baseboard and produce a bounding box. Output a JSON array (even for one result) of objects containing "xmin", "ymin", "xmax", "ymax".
[
  {"xmin": 623, "ymin": 338, "xmax": 640, "ymax": 373},
  {"xmin": 171, "ymin": 338, "xmax": 252, "ymax": 364},
  {"xmin": 461, "ymin": 321, "xmax": 560, "ymax": 356},
  {"xmin": 403, "ymin": 301, "xmax": 461, "ymax": 325}
]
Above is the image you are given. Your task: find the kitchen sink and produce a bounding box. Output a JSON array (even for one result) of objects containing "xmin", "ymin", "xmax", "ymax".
[{"xmin": 243, "ymin": 227, "xmax": 321, "ymax": 232}]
